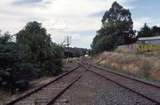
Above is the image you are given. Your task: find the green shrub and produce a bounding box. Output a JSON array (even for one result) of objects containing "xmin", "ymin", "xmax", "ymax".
[{"xmin": 0, "ymin": 22, "xmax": 64, "ymax": 91}]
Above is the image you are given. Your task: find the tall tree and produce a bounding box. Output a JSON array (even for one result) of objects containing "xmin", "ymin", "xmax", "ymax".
[
  {"xmin": 91, "ymin": 2, "xmax": 137, "ymax": 54},
  {"xmin": 16, "ymin": 21, "xmax": 63, "ymax": 75},
  {"xmin": 0, "ymin": 22, "xmax": 64, "ymax": 92},
  {"xmin": 16, "ymin": 22, "xmax": 52, "ymax": 62}
]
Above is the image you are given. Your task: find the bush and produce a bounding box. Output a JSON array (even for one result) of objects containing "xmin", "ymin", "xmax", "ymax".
[
  {"xmin": 91, "ymin": 34, "xmax": 118, "ymax": 54},
  {"xmin": 16, "ymin": 21, "xmax": 63, "ymax": 76},
  {"xmin": 0, "ymin": 22, "xmax": 64, "ymax": 92}
]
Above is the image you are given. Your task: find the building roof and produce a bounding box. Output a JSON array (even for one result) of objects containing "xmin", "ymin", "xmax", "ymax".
[{"xmin": 138, "ymin": 36, "xmax": 160, "ymax": 41}]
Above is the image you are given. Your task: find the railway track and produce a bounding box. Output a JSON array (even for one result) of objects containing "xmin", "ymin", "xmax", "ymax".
[
  {"xmin": 4, "ymin": 60, "xmax": 160, "ymax": 105},
  {"xmin": 5, "ymin": 65, "xmax": 83, "ymax": 105},
  {"xmin": 80, "ymin": 62, "xmax": 160, "ymax": 105}
]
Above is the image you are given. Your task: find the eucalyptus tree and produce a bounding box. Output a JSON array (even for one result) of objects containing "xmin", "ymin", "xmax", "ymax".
[{"xmin": 92, "ymin": 2, "xmax": 137, "ymax": 54}]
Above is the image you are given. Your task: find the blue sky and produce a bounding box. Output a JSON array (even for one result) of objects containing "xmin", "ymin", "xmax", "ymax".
[
  {"xmin": 131, "ymin": 0, "xmax": 160, "ymax": 17},
  {"xmin": 130, "ymin": 0, "xmax": 160, "ymax": 27},
  {"xmin": 13, "ymin": 0, "xmax": 43, "ymax": 5},
  {"xmin": 0, "ymin": 0, "xmax": 159, "ymax": 48}
]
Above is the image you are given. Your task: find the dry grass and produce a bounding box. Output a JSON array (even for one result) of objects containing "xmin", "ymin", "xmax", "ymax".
[
  {"xmin": 95, "ymin": 52, "xmax": 160, "ymax": 80},
  {"xmin": 0, "ymin": 90, "xmax": 11, "ymax": 105},
  {"xmin": 142, "ymin": 51, "xmax": 160, "ymax": 58}
]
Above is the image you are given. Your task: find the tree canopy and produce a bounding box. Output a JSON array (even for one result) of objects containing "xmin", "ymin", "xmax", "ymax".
[
  {"xmin": 0, "ymin": 21, "xmax": 64, "ymax": 92},
  {"xmin": 17, "ymin": 22, "xmax": 52, "ymax": 63},
  {"xmin": 16, "ymin": 21, "xmax": 63, "ymax": 75},
  {"xmin": 91, "ymin": 2, "xmax": 137, "ymax": 54}
]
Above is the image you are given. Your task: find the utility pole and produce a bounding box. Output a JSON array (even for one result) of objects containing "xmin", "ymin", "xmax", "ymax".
[{"xmin": 65, "ymin": 36, "xmax": 71, "ymax": 64}]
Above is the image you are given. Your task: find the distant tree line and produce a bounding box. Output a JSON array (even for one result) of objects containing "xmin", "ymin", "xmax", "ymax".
[
  {"xmin": 138, "ymin": 23, "xmax": 160, "ymax": 38},
  {"xmin": 0, "ymin": 21, "xmax": 64, "ymax": 93},
  {"xmin": 64, "ymin": 47, "xmax": 89, "ymax": 58}
]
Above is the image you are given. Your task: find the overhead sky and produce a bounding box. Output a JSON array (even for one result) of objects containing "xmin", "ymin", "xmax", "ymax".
[{"xmin": 0, "ymin": 0, "xmax": 159, "ymax": 48}]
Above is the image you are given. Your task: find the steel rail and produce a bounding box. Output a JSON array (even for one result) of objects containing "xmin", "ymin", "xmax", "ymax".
[
  {"xmin": 5, "ymin": 66, "xmax": 80, "ymax": 105},
  {"xmin": 81, "ymin": 64, "xmax": 160, "ymax": 105},
  {"xmin": 47, "ymin": 75, "xmax": 81, "ymax": 105},
  {"xmin": 92, "ymin": 64, "xmax": 160, "ymax": 89}
]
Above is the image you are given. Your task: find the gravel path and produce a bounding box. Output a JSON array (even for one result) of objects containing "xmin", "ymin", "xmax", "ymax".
[{"xmin": 54, "ymin": 71, "xmax": 155, "ymax": 105}]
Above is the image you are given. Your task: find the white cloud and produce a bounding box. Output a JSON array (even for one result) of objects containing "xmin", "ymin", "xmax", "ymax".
[
  {"xmin": 0, "ymin": 0, "xmax": 139, "ymax": 48},
  {"xmin": 133, "ymin": 17, "xmax": 152, "ymax": 30},
  {"xmin": 71, "ymin": 34, "xmax": 95, "ymax": 48}
]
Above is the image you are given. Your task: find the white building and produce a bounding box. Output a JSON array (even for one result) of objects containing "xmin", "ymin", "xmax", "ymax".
[{"xmin": 137, "ymin": 36, "xmax": 160, "ymax": 45}]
